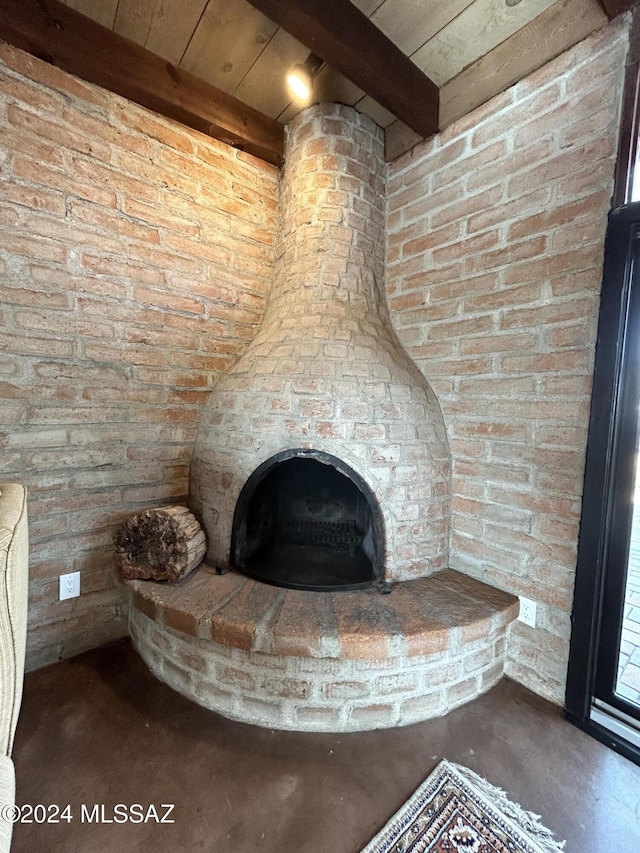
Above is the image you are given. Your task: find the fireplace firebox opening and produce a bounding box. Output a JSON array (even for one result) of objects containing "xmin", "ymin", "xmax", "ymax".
[{"xmin": 230, "ymin": 450, "xmax": 385, "ymax": 591}]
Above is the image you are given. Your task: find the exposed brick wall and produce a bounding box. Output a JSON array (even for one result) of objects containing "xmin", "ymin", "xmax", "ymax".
[
  {"xmin": 386, "ymin": 19, "xmax": 629, "ymax": 704},
  {"xmin": 0, "ymin": 43, "xmax": 279, "ymax": 669},
  {"xmin": 1, "ymin": 16, "xmax": 629, "ymax": 710}
]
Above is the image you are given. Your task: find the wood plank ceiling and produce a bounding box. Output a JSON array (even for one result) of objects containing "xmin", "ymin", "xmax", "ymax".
[{"xmin": 4, "ymin": 0, "xmax": 620, "ymax": 161}]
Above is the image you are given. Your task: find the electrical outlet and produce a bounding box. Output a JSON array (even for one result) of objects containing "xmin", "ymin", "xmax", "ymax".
[
  {"xmin": 518, "ymin": 596, "xmax": 537, "ymax": 628},
  {"xmin": 59, "ymin": 571, "xmax": 81, "ymax": 601}
]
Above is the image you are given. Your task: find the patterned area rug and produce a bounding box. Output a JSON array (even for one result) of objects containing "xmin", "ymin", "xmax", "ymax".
[{"xmin": 361, "ymin": 760, "xmax": 565, "ymax": 853}]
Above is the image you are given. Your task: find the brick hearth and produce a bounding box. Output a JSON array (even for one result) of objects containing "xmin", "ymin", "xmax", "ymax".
[{"xmin": 125, "ymin": 567, "xmax": 518, "ymax": 731}]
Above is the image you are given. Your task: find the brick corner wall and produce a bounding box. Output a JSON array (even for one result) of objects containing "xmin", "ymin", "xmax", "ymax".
[
  {"xmin": 386, "ymin": 17, "xmax": 629, "ymax": 704},
  {"xmin": 1, "ymin": 14, "xmax": 631, "ymax": 708},
  {"xmin": 0, "ymin": 43, "xmax": 279, "ymax": 669}
]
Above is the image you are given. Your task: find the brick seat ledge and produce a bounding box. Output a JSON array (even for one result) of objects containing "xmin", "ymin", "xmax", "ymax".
[{"xmin": 125, "ymin": 566, "xmax": 519, "ymax": 661}]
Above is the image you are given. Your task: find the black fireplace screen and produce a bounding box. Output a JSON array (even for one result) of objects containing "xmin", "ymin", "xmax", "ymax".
[{"xmin": 230, "ymin": 450, "xmax": 384, "ymax": 591}]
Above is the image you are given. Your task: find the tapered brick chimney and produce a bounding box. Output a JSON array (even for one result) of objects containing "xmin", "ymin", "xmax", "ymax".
[{"xmin": 190, "ymin": 103, "xmax": 451, "ymax": 583}]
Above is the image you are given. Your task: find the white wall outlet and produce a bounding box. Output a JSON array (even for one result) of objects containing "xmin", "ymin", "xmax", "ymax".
[
  {"xmin": 59, "ymin": 571, "xmax": 81, "ymax": 601},
  {"xmin": 518, "ymin": 596, "xmax": 537, "ymax": 628}
]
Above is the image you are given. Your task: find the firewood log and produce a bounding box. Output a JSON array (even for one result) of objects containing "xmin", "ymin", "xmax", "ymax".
[{"xmin": 114, "ymin": 505, "xmax": 206, "ymax": 582}]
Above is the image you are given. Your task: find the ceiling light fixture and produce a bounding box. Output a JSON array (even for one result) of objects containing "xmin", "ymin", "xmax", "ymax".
[{"xmin": 286, "ymin": 52, "xmax": 323, "ymax": 102}]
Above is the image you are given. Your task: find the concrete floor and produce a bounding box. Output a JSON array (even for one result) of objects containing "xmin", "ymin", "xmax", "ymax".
[{"xmin": 10, "ymin": 639, "xmax": 640, "ymax": 852}]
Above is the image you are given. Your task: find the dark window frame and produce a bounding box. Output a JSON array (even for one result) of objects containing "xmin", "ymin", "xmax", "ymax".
[{"xmin": 565, "ymin": 13, "xmax": 640, "ymax": 763}]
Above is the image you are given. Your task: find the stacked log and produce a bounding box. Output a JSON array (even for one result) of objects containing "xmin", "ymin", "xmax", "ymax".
[{"xmin": 114, "ymin": 505, "xmax": 206, "ymax": 582}]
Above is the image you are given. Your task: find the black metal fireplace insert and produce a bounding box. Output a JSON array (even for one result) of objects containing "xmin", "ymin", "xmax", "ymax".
[{"xmin": 230, "ymin": 449, "xmax": 385, "ymax": 591}]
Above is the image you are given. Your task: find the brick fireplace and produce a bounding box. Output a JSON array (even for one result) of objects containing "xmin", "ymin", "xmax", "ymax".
[
  {"xmin": 190, "ymin": 104, "xmax": 451, "ymax": 586},
  {"xmin": 125, "ymin": 104, "xmax": 518, "ymax": 732}
]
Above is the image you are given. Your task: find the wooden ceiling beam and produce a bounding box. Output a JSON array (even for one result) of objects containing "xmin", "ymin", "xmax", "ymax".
[
  {"xmin": 247, "ymin": 0, "xmax": 439, "ymax": 139},
  {"xmin": 0, "ymin": 0, "xmax": 284, "ymax": 165},
  {"xmin": 440, "ymin": 0, "xmax": 608, "ymax": 130},
  {"xmin": 385, "ymin": 0, "xmax": 608, "ymax": 163}
]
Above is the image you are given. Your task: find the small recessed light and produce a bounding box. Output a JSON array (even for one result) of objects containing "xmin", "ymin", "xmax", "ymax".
[
  {"xmin": 287, "ymin": 64, "xmax": 313, "ymax": 101},
  {"xmin": 286, "ymin": 52, "xmax": 323, "ymax": 102},
  {"xmin": 506, "ymin": 0, "xmax": 524, "ymax": 6}
]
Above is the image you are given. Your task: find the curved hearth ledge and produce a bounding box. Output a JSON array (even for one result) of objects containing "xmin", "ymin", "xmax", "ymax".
[{"xmin": 125, "ymin": 567, "xmax": 518, "ymax": 732}]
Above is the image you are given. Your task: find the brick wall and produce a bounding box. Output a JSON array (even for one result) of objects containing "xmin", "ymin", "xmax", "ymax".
[
  {"xmin": 1, "ymin": 17, "xmax": 629, "ymax": 708},
  {"xmin": 386, "ymin": 19, "xmax": 629, "ymax": 704},
  {"xmin": 0, "ymin": 43, "xmax": 279, "ymax": 669}
]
